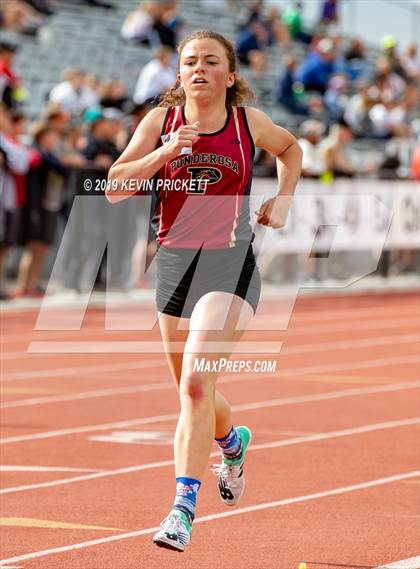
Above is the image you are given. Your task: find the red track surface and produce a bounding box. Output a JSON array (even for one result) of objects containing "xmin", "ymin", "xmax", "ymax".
[{"xmin": 0, "ymin": 291, "xmax": 419, "ymax": 569}]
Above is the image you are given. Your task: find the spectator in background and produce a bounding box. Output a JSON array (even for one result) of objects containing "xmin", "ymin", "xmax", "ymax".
[
  {"xmin": 344, "ymin": 83, "xmax": 376, "ymax": 136},
  {"xmin": 344, "ymin": 38, "xmax": 371, "ymax": 81},
  {"xmin": 401, "ymin": 43, "xmax": 419, "ymax": 82},
  {"xmin": 69, "ymin": 109, "xmax": 125, "ymax": 292},
  {"xmin": 298, "ymin": 119, "xmax": 326, "ymax": 178},
  {"xmin": 296, "ymin": 37, "xmax": 336, "ymax": 93},
  {"xmin": 369, "ymin": 85, "xmax": 417, "ymax": 140},
  {"xmin": 0, "ymin": 104, "xmax": 30, "ymax": 299},
  {"xmin": 319, "ymin": 0, "xmax": 339, "ymax": 28},
  {"xmin": 101, "ymin": 80, "xmax": 129, "ymax": 111},
  {"xmin": 21, "ymin": 0, "xmax": 54, "ymax": 16},
  {"xmin": 236, "ymin": 0, "xmax": 263, "ymax": 29},
  {"xmin": 130, "ymin": 102, "xmax": 152, "ymax": 133},
  {"xmin": 15, "ymin": 122, "xmax": 69, "ymax": 297},
  {"xmin": 324, "ymin": 72, "xmax": 348, "ymax": 120},
  {"xmin": 236, "ymin": 20, "xmax": 269, "ymax": 77},
  {"xmin": 380, "ymin": 35, "xmax": 408, "ymax": 81},
  {"xmin": 121, "ymin": 1, "xmax": 159, "ymax": 45},
  {"xmin": 79, "ymin": 107, "xmax": 122, "ymax": 176},
  {"xmin": 0, "ymin": 0, "xmax": 44, "ymax": 35},
  {"xmin": 0, "ymin": 42, "xmax": 21, "ymax": 110},
  {"xmin": 42, "ymin": 107, "xmax": 87, "ymax": 170},
  {"xmin": 320, "ymin": 118, "xmax": 377, "ymax": 178},
  {"xmin": 374, "ymin": 57, "xmax": 406, "ymax": 103},
  {"xmin": 319, "ymin": 118, "xmax": 355, "ymax": 177},
  {"xmin": 121, "ymin": 1, "xmax": 178, "ymax": 48},
  {"xmin": 282, "ymin": 1, "xmax": 312, "ymax": 45},
  {"xmin": 237, "ymin": 1, "xmax": 288, "ymax": 47},
  {"xmin": 274, "ymin": 54, "xmax": 310, "ymax": 116},
  {"xmin": 133, "ymin": 46, "xmax": 175, "ymax": 105},
  {"xmin": 263, "ymin": 6, "xmax": 289, "ymax": 49},
  {"xmin": 83, "ymin": 75, "xmax": 102, "ymax": 109},
  {"xmin": 8, "ymin": 110, "xmax": 30, "ymax": 210},
  {"xmin": 48, "ymin": 68, "xmax": 91, "ymax": 117},
  {"xmin": 42, "ymin": 106, "xmax": 71, "ymax": 134},
  {"xmin": 156, "ymin": 0, "xmax": 182, "ymax": 50}
]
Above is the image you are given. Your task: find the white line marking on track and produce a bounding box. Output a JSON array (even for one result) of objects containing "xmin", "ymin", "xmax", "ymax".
[
  {"xmin": 3, "ymin": 300, "xmax": 415, "ymax": 327},
  {"xmin": 27, "ymin": 341, "xmax": 283, "ymax": 354},
  {"xmin": 1, "ymin": 314, "xmax": 419, "ymax": 362},
  {"xmin": 374, "ymin": 556, "xmax": 420, "ymax": 569},
  {"xmin": 1, "ymin": 354, "xmax": 419, "ymax": 410},
  {"xmin": 0, "ymin": 380, "xmax": 181, "ymax": 409},
  {"xmin": 0, "ymin": 470, "xmax": 418, "ymax": 567},
  {"xmin": 275, "ymin": 355, "xmax": 420, "ymax": 378},
  {"xmin": 285, "ymin": 304, "xmax": 419, "ymax": 323},
  {"xmin": 20, "ymin": 333, "xmax": 420, "ymax": 356},
  {"xmin": 1, "ymin": 416, "xmax": 418, "ymax": 495},
  {"xmin": 0, "ymin": 465, "xmax": 103, "ymax": 473},
  {"xmin": 1, "ymin": 359, "xmax": 167, "ymax": 382},
  {"xmin": 282, "ymin": 334, "xmax": 419, "ymax": 353},
  {"xmin": 89, "ymin": 430, "xmax": 174, "ymax": 445},
  {"xmin": 1, "ymin": 379, "xmax": 418, "ymax": 445}
]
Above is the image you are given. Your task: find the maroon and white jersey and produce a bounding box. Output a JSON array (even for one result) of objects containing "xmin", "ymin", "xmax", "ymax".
[{"xmin": 153, "ymin": 105, "xmax": 255, "ymax": 249}]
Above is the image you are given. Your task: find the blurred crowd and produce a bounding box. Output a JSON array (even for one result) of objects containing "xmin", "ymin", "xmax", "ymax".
[
  {"xmin": 0, "ymin": 44, "xmax": 154, "ymax": 299},
  {"xmin": 0, "ymin": 0, "xmax": 114, "ymax": 37},
  {"xmin": 234, "ymin": 2, "xmax": 417, "ymax": 123},
  {"xmin": 0, "ymin": 0, "xmax": 419, "ymax": 299}
]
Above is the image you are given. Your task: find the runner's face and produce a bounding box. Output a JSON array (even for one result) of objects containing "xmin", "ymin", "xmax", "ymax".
[{"xmin": 178, "ymin": 39, "xmax": 235, "ymax": 100}]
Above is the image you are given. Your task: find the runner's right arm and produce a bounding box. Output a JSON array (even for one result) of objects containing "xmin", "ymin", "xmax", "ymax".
[{"xmin": 107, "ymin": 108, "xmax": 199, "ymax": 203}]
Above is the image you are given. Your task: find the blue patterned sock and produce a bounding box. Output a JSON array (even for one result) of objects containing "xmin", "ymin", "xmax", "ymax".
[
  {"xmin": 173, "ymin": 477, "xmax": 201, "ymax": 524},
  {"xmin": 215, "ymin": 425, "xmax": 242, "ymax": 461}
]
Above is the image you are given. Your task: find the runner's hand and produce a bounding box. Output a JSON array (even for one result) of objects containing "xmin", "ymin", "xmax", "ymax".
[
  {"xmin": 255, "ymin": 196, "xmax": 293, "ymax": 229},
  {"xmin": 162, "ymin": 122, "xmax": 200, "ymax": 159}
]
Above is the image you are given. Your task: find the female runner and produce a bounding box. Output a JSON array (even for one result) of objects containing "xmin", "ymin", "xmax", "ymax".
[{"xmin": 107, "ymin": 29, "xmax": 302, "ymax": 552}]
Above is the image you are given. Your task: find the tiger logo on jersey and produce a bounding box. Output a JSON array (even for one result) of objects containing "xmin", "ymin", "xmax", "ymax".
[{"xmin": 186, "ymin": 167, "xmax": 222, "ymax": 194}]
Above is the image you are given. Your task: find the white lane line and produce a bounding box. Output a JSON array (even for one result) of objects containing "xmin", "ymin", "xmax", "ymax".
[
  {"xmin": 0, "ymin": 466, "xmax": 103, "ymax": 473},
  {"xmin": 285, "ymin": 304, "xmax": 418, "ymax": 323},
  {"xmin": 2, "ymin": 302, "xmax": 417, "ymax": 341},
  {"xmin": 282, "ymin": 334, "xmax": 419, "ymax": 354},
  {"xmin": 277, "ymin": 355, "xmax": 420, "ymax": 379},
  {"xmin": 1, "ymin": 353, "xmax": 419, "ymax": 410},
  {"xmin": 1, "ymin": 416, "xmax": 418, "ymax": 495},
  {"xmin": 374, "ymin": 556, "xmax": 420, "ymax": 569},
  {"xmin": 0, "ymin": 381, "xmax": 181, "ymax": 409},
  {"xmin": 1, "ymin": 359, "xmax": 167, "ymax": 382},
  {"xmin": 24, "ymin": 333, "xmax": 420, "ymax": 356},
  {"xmin": 231, "ymin": 381, "xmax": 420, "ymax": 414},
  {"xmin": 0, "ymin": 470, "xmax": 418, "ymax": 567},
  {"xmin": 2, "ymin": 331, "xmax": 419, "ymax": 363},
  {"xmin": 1, "ymin": 315, "xmax": 419, "ymax": 359},
  {"xmin": 0, "ymin": 412, "xmax": 179, "ymax": 445},
  {"xmin": 1, "ymin": 379, "xmax": 418, "ymax": 445},
  {"xmin": 27, "ymin": 341, "xmax": 283, "ymax": 354}
]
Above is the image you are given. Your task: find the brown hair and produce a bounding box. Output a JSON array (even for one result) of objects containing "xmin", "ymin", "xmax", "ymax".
[
  {"xmin": 159, "ymin": 30, "xmax": 254, "ymax": 108},
  {"xmin": 31, "ymin": 122, "xmax": 59, "ymax": 145}
]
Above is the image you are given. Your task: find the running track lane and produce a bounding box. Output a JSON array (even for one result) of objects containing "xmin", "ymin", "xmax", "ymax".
[
  {"xmin": 1, "ymin": 401, "xmax": 418, "ymax": 566},
  {"xmin": 1, "ymin": 290, "xmax": 417, "ymax": 569}
]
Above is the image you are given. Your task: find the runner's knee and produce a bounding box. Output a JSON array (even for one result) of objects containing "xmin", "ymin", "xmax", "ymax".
[{"xmin": 180, "ymin": 372, "xmax": 213, "ymax": 404}]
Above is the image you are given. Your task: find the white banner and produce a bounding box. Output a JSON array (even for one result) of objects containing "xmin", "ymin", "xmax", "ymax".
[{"xmin": 252, "ymin": 179, "xmax": 420, "ymax": 252}]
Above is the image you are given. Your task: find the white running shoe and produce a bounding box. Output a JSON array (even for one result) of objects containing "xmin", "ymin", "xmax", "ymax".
[
  {"xmin": 211, "ymin": 425, "xmax": 252, "ymax": 507},
  {"xmin": 152, "ymin": 510, "xmax": 192, "ymax": 552}
]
